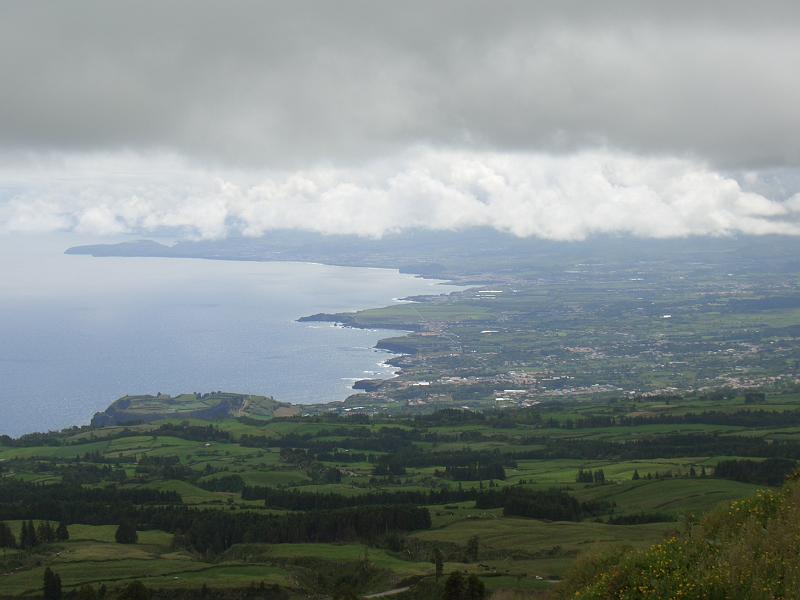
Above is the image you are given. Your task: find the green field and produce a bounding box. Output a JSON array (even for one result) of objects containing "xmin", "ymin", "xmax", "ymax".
[{"xmin": 3, "ymin": 385, "xmax": 799, "ymax": 598}]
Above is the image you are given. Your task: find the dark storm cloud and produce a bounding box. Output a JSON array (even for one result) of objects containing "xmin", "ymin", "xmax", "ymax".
[{"xmin": 1, "ymin": 1, "xmax": 799, "ymax": 168}]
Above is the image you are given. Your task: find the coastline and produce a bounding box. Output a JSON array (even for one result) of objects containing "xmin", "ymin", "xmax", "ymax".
[
  {"xmin": 63, "ymin": 241, "xmax": 477, "ymax": 400},
  {"xmin": 65, "ymin": 241, "xmax": 463, "ymax": 286},
  {"xmin": 297, "ymin": 317, "xmax": 419, "ymax": 394},
  {"xmin": 1, "ymin": 245, "xmax": 460, "ymax": 437}
]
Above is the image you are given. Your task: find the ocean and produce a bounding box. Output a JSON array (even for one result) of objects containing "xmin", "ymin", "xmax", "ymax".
[{"xmin": 0, "ymin": 234, "xmax": 459, "ymax": 436}]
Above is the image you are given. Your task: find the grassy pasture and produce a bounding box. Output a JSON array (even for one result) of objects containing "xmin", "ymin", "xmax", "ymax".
[{"xmin": 3, "ymin": 387, "xmax": 800, "ymax": 596}]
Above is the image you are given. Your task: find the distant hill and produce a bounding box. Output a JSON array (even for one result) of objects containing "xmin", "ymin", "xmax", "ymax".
[
  {"xmin": 66, "ymin": 230, "xmax": 800, "ymax": 281},
  {"xmin": 65, "ymin": 239, "xmax": 173, "ymax": 257},
  {"xmin": 90, "ymin": 392, "xmax": 289, "ymax": 427}
]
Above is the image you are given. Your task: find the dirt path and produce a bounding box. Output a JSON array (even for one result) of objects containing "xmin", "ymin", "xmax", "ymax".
[{"xmin": 363, "ymin": 586, "xmax": 412, "ymax": 598}]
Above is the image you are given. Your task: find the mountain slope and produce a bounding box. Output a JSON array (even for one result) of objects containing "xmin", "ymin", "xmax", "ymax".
[{"xmin": 558, "ymin": 474, "xmax": 800, "ymax": 599}]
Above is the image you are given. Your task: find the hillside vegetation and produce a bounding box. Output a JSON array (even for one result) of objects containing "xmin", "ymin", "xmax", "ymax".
[
  {"xmin": 3, "ymin": 388, "xmax": 800, "ymax": 597},
  {"xmin": 558, "ymin": 473, "xmax": 800, "ymax": 599},
  {"xmin": 90, "ymin": 392, "xmax": 286, "ymax": 427}
]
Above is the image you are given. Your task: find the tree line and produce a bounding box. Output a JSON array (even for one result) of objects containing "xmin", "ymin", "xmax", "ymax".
[
  {"xmin": 514, "ymin": 434, "xmax": 800, "ymax": 461},
  {"xmin": 474, "ymin": 487, "xmax": 610, "ymax": 521},
  {"xmin": 0, "ymin": 480, "xmax": 431, "ymax": 555},
  {"xmin": 543, "ymin": 408, "xmax": 800, "ymax": 430},
  {"xmin": 0, "ymin": 519, "xmax": 70, "ymax": 550},
  {"xmin": 241, "ymin": 485, "xmax": 477, "ymax": 509},
  {"xmin": 164, "ymin": 504, "xmax": 432, "ymax": 554},
  {"xmin": 0, "ymin": 480, "xmax": 181, "ymax": 523},
  {"xmin": 0, "ymin": 421, "xmax": 233, "ymax": 448},
  {"xmin": 713, "ymin": 458, "xmax": 797, "ymax": 486}
]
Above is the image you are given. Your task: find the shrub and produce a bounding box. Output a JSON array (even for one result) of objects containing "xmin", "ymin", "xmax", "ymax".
[
  {"xmin": 558, "ymin": 474, "xmax": 800, "ymax": 598},
  {"xmin": 115, "ymin": 521, "xmax": 138, "ymax": 544}
]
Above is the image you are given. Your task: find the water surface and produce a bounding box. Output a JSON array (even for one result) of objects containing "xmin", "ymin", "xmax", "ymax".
[{"xmin": 0, "ymin": 234, "xmax": 458, "ymax": 436}]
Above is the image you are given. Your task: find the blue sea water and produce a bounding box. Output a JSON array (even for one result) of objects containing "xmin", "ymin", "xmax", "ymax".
[{"xmin": 0, "ymin": 234, "xmax": 459, "ymax": 436}]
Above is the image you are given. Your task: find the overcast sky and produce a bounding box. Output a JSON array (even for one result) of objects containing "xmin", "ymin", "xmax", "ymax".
[{"xmin": 2, "ymin": 1, "xmax": 800, "ymax": 240}]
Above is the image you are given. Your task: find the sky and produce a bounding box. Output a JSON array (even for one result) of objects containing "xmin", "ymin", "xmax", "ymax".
[{"xmin": 1, "ymin": 1, "xmax": 800, "ymax": 241}]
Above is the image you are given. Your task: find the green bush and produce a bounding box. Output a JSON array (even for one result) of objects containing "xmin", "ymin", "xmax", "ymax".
[
  {"xmin": 558, "ymin": 474, "xmax": 800, "ymax": 599},
  {"xmin": 115, "ymin": 522, "xmax": 138, "ymax": 544}
]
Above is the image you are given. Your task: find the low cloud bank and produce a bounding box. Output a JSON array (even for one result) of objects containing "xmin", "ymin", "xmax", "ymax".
[{"xmin": 2, "ymin": 149, "xmax": 799, "ymax": 241}]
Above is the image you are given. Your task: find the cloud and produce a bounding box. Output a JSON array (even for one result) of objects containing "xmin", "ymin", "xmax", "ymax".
[
  {"xmin": 2, "ymin": 2, "xmax": 799, "ymax": 242},
  {"xmin": 1, "ymin": 150, "xmax": 798, "ymax": 240},
  {"xmin": 1, "ymin": 1, "xmax": 799, "ymax": 168}
]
